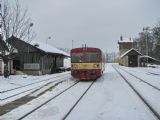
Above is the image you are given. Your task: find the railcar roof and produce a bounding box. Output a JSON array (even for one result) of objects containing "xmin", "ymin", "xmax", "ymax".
[{"xmin": 71, "ymin": 47, "xmax": 102, "ymax": 52}]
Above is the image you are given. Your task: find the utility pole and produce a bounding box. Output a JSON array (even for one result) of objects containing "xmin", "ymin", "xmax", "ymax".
[
  {"xmin": 0, "ymin": 0, "xmax": 3, "ymax": 39},
  {"xmin": 72, "ymin": 40, "xmax": 74, "ymax": 49},
  {"xmin": 143, "ymin": 27, "xmax": 149, "ymax": 65}
]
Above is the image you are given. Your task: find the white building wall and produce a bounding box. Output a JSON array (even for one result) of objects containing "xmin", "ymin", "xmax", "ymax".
[{"xmin": 0, "ymin": 58, "xmax": 4, "ymax": 75}]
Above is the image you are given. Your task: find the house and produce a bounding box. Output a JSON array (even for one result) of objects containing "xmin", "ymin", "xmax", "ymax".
[
  {"xmin": 0, "ymin": 57, "xmax": 14, "ymax": 75},
  {"xmin": 7, "ymin": 36, "xmax": 69, "ymax": 75}
]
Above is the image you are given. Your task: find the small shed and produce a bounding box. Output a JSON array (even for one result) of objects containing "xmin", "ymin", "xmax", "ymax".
[
  {"xmin": 7, "ymin": 36, "xmax": 69, "ymax": 75},
  {"xmin": 119, "ymin": 48, "xmax": 142, "ymax": 67}
]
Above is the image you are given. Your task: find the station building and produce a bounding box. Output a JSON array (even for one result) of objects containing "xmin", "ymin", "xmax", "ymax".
[{"xmin": 7, "ymin": 36, "xmax": 69, "ymax": 75}]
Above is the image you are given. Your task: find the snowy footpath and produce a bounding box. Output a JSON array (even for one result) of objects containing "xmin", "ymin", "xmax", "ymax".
[{"xmin": 0, "ymin": 63, "xmax": 160, "ymax": 120}]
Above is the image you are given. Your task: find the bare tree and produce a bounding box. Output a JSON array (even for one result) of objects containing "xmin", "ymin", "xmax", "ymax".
[
  {"xmin": 1, "ymin": 0, "xmax": 35, "ymax": 40},
  {"xmin": 152, "ymin": 22, "xmax": 160, "ymax": 60},
  {"xmin": 0, "ymin": 0, "xmax": 35, "ymax": 77},
  {"xmin": 134, "ymin": 27, "xmax": 154, "ymax": 57}
]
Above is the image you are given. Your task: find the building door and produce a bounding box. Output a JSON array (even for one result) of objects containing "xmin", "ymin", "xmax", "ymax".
[
  {"xmin": 0, "ymin": 59, "xmax": 4, "ymax": 74},
  {"xmin": 13, "ymin": 60, "xmax": 20, "ymax": 70},
  {"xmin": 128, "ymin": 55, "xmax": 138, "ymax": 67}
]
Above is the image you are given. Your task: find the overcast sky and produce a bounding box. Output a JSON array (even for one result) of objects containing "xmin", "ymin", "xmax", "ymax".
[{"xmin": 19, "ymin": 0, "xmax": 160, "ymax": 52}]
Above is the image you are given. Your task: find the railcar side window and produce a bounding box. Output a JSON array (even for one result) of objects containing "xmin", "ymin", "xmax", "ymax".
[{"xmin": 85, "ymin": 52, "xmax": 100, "ymax": 62}]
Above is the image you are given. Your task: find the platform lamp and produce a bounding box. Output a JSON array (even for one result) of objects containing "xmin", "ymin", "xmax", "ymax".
[
  {"xmin": 46, "ymin": 36, "xmax": 51, "ymax": 44},
  {"xmin": 27, "ymin": 23, "xmax": 34, "ymax": 63},
  {"xmin": 28, "ymin": 23, "xmax": 34, "ymax": 42}
]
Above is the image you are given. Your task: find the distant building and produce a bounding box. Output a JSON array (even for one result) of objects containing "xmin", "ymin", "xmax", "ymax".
[
  {"xmin": 7, "ymin": 36, "xmax": 69, "ymax": 75},
  {"xmin": 118, "ymin": 36, "xmax": 133, "ymax": 56},
  {"xmin": 118, "ymin": 36, "xmax": 160, "ymax": 67},
  {"xmin": 118, "ymin": 36, "xmax": 143, "ymax": 67}
]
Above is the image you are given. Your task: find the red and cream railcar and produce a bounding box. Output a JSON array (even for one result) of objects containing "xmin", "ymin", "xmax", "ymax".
[{"xmin": 71, "ymin": 47, "xmax": 105, "ymax": 80}]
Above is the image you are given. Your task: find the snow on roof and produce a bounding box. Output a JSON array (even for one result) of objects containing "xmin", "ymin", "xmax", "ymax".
[
  {"xmin": 118, "ymin": 38, "xmax": 133, "ymax": 43},
  {"xmin": 139, "ymin": 55, "xmax": 160, "ymax": 61},
  {"xmin": 30, "ymin": 40, "xmax": 70, "ymax": 57},
  {"xmin": 120, "ymin": 48, "xmax": 142, "ymax": 58},
  {"xmin": 7, "ymin": 36, "xmax": 70, "ymax": 57}
]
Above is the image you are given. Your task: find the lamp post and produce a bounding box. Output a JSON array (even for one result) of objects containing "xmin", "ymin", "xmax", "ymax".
[
  {"xmin": 46, "ymin": 36, "xmax": 51, "ymax": 44},
  {"xmin": 28, "ymin": 23, "xmax": 34, "ymax": 42},
  {"xmin": 27, "ymin": 23, "xmax": 33, "ymax": 63}
]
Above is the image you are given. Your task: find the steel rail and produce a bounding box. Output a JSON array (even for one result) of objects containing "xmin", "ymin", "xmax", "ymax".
[
  {"xmin": 113, "ymin": 65, "xmax": 160, "ymax": 120},
  {"xmin": 17, "ymin": 81, "xmax": 79, "ymax": 120},
  {"xmin": 62, "ymin": 80, "xmax": 96, "ymax": 120},
  {"xmin": 114, "ymin": 65, "xmax": 160, "ymax": 91}
]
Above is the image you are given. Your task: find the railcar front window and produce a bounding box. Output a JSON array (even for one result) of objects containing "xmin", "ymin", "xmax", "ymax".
[
  {"xmin": 71, "ymin": 53, "xmax": 84, "ymax": 63},
  {"xmin": 85, "ymin": 52, "xmax": 100, "ymax": 62}
]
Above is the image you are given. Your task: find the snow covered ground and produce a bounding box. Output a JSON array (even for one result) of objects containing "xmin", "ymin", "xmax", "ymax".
[
  {"xmin": 0, "ymin": 72, "xmax": 70, "ymax": 91},
  {"xmin": 0, "ymin": 72, "xmax": 70, "ymax": 105},
  {"xmin": 0, "ymin": 63, "xmax": 160, "ymax": 120}
]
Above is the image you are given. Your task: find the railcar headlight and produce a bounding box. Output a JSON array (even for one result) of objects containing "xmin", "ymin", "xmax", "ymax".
[
  {"xmin": 93, "ymin": 64, "xmax": 100, "ymax": 68},
  {"xmin": 72, "ymin": 64, "xmax": 78, "ymax": 69}
]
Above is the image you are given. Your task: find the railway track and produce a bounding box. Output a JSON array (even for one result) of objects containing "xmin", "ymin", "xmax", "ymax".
[
  {"xmin": 113, "ymin": 65, "xmax": 160, "ymax": 92},
  {"xmin": 147, "ymin": 72, "xmax": 160, "ymax": 75},
  {"xmin": 0, "ymin": 73, "xmax": 70, "ymax": 105},
  {"xmin": 141, "ymin": 69, "xmax": 160, "ymax": 76},
  {"xmin": 16, "ymin": 81, "xmax": 79, "ymax": 120},
  {"xmin": 13, "ymin": 80, "xmax": 96, "ymax": 120},
  {"xmin": 62, "ymin": 80, "xmax": 96, "ymax": 120},
  {"xmin": 113, "ymin": 65, "xmax": 160, "ymax": 120}
]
